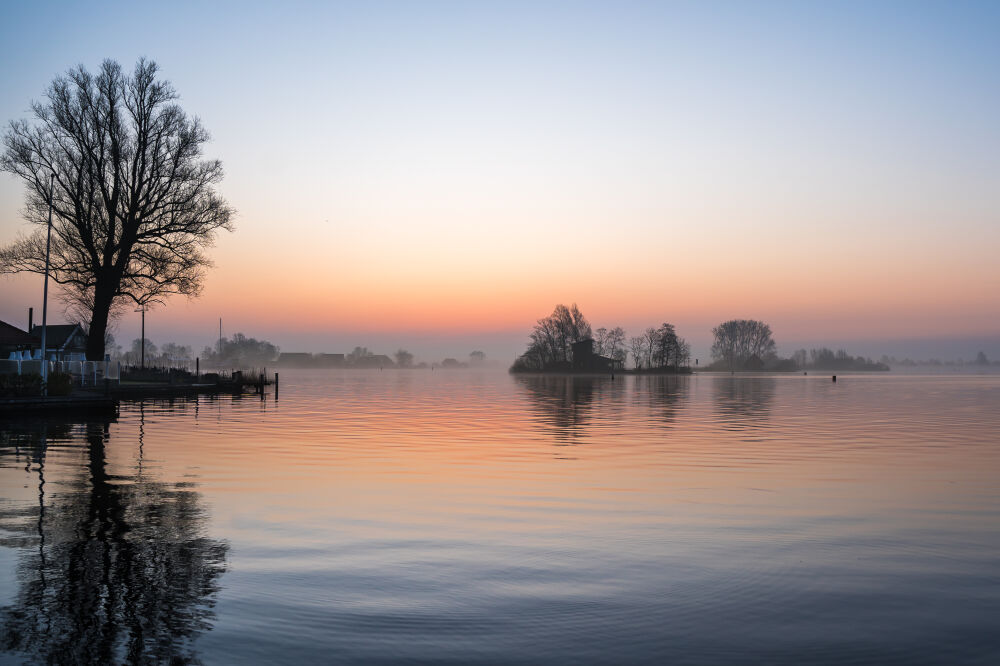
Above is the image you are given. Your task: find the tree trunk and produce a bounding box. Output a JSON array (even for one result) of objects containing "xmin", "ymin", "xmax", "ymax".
[{"xmin": 86, "ymin": 286, "xmax": 114, "ymax": 361}]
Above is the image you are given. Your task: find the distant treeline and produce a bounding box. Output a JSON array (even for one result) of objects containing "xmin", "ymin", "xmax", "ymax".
[
  {"xmin": 110, "ymin": 334, "xmax": 490, "ymax": 370},
  {"xmin": 512, "ymin": 306, "xmax": 892, "ymax": 373},
  {"xmin": 788, "ymin": 348, "xmax": 889, "ymax": 372},
  {"xmin": 275, "ymin": 347, "xmax": 490, "ymax": 369},
  {"xmin": 880, "ymin": 351, "xmax": 996, "ymax": 367}
]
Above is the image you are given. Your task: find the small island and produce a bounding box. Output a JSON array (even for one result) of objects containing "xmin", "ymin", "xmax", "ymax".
[{"xmin": 510, "ymin": 305, "xmax": 890, "ymax": 374}]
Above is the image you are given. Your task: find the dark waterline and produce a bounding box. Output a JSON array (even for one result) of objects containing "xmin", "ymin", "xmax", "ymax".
[{"xmin": 2, "ymin": 372, "xmax": 999, "ymax": 664}]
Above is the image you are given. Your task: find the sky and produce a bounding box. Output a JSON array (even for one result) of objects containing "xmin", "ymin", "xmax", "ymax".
[{"xmin": 1, "ymin": 1, "xmax": 998, "ymax": 363}]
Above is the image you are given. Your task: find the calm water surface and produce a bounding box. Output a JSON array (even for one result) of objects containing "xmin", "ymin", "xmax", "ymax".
[{"xmin": 1, "ymin": 371, "xmax": 999, "ymax": 664}]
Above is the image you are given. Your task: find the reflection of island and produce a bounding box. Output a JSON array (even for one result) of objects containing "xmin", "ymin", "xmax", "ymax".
[
  {"xmin": 515, "ymin": 375, "xmax": 620, "ymax": 442},
  {"xmin": 634, "ymin": 375, "xmax": 689, "ymax": 424},
  {"xmin": 712, "ymin": 377, "xmax": 776, "ymax": 428},
  {"xmin": 0, "ymin": 417, "xmax": 228, "ymax": 664}
]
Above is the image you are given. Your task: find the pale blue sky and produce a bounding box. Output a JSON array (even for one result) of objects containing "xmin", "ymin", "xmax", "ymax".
[{"xmin": 1, "ymin": 1, "xmax": 998, "ymax": 361}]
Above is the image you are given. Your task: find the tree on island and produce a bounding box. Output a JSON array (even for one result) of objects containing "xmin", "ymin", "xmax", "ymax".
[
  {"xmin": 711, "ymin": 319, "xmax": 777, "ymax": 371},
  {"xmin": 628, "ymin": 323, "xmax": 690, "ymax": 370},
  {"xmin": 512, "ymin": 305, "xmax": 687, "ymax": 373},
  {"xmin": 629, "ymin": 336, "xmax": 646, "ymax": 369},
  {"xmin": 594, "ymin": 326, "xmax": 626, "ymax": 364},
  {"xmin": 513, "ymin": 304, "xmax": 592, "ymax": 371},
  {"xmin": 0, "ymin": 59, "xmax": 233, "ymax": 360},
  {"xmin": 395, "ymin": 349, "xmax": 414, "ymax": 368}
]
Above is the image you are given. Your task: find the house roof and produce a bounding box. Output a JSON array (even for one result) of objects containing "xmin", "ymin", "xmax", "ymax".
[
  {"xmin": 0, "ymin": 320, "xmax": 36, "ymax": 346},
  {"xmin": 30, "ymin": 323, "xmax": 85, "ymax": 350}
]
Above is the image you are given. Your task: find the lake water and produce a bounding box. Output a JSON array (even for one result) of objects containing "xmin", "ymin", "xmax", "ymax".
[{"xmin": 1, "ymin": 371, "xmax": 999, "ymax": 664}]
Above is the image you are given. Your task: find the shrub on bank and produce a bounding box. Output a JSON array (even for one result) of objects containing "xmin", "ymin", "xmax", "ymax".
[
  {"xmin": 47, "ymin": 372, "xmax": 73, "ymax": 396},
  {"xmin": 0, "ymin": 373, "xmax": 43, "ymax": 397}
]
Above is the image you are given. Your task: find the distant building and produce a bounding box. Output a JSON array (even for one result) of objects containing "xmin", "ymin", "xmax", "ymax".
[
  {"xmin": 0, "ymin": 320, "xmax": 36, "ymax": 359},
  {"xmin": 276, "ymin": 352, "xmax": 314, "ymax": 367},
  {"xmin": 316, "ymin": 353, "xmax": 345, "ymax": 368},
  {"xmin": 571, "ymin": 338, "xmax": 624, "ymax": 373},
  {"xmin": 30, "ymin": 323, "xmax": 88, "ymax": 361}
]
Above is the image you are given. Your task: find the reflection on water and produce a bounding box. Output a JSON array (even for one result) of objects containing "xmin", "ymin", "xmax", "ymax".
[
  {"xmin": 634, "ymin": 375, "xmax": 689, "ymax": 425},
  {"xmin": 515, "ymin": 375, "xmax": 617, "ymax": 442},
  {"xmin": 1, "ymin": 372, "xmax": 999, "ymax": 664},
  {"xmin": 0, "ymin": 410, "xmax": 227, "ymax": 664},
  {"xmin": 712, "ymin": 376, "xmax": 775, "ymax": 429}
]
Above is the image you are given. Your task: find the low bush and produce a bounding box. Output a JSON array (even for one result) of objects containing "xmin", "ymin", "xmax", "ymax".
[
  {"xmin": 0, "ymin": 373, "xmax": 43, "ymax": 397},
  {"xmin": 47, "ymin": 372, "xmax": 73, "ymax": 396}
]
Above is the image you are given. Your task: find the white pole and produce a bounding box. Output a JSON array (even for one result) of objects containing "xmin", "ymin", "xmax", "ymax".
[{"xmin": 40, "ymin": 174, "xmax": 54, "ymax": 396}]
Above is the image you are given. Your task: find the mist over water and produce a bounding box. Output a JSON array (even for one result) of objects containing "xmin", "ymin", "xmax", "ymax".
[{"xmin": 2, "ymin": 371, "xmax": 999, "ymax": 664}]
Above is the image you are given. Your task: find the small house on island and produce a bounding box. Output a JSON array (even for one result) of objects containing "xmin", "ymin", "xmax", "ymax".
[{"xmin": 571, "ymin": 338, "xmax": 624, "ymax": 373}]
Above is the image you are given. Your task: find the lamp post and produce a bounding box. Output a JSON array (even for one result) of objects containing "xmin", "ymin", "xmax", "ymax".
[
  {"xmin": 135, "ymin": 305, "xmax": 148, "ymax": 369},
  {"xmin": 40, "ymin": 174, "xmax": 54, "ymax": 396}
]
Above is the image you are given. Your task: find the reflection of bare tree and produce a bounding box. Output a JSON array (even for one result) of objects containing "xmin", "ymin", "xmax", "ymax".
[
  {"xmin": 0, "ymin": 417, "xmax": 228, "ymax": 664},
  {"xmin": 514, "ymin": 375, "xmax": 622, "ymax": 442},
  {"xmin": 712, "ymin": 377, "xmax": 776, "ymax": 428},
  {"xmin": 634, "ymin": 375, "xmax": 690, "ymax": 425}
]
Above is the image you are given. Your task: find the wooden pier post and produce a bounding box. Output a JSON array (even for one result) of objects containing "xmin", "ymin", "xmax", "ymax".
[{"xmin": 274, "ymin": 372, "xmax": 279, "ymax": 400}]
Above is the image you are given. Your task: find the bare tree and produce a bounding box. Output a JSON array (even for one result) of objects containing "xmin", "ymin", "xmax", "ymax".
[
  {"xmin": 643, "ymin": 327, "xmax": 659, "ymax": 369},
  {"xmin": 593, "ymin": 327, "xmax": 608, "ymax": 356},
  {"xmin": 711, "ymin": 319, "xmax": 777, "ymax": 371},
  {"xmin": 605, "ymin": 326, "xmax": 625, "ymax": 363},
  {"xmin": 629, "ymin": 336, "xmax": 645, "ymax": 370},
  {"xmin": 0, "ymin": 59, "xmax": 233, "ymax": 359},
  {"xmin": 514, "ymin": 303, "xmax": 593, "ymax": 371}
]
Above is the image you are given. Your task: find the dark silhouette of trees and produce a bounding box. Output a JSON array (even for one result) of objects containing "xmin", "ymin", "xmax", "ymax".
[
  {"xmin": 0, "ymin": 59, "xmax": 233, "ymax": 360},
  {"xmin": 0, "ymin": 418, "xmax": 228, "ymax": 663},
  {"xmin": 629, "ymin": 336, "xmax": 646, "ymax": 370},
  {"xmin": 513, "ymin": 306, "xmax": 688, "ymax": 373},
  {"xmin": 394, "ymin": 349, "xmax": 414, "ymax": 368},
  {"xmin": 630, "ymin": 323, "xmax": 689, "ymax": 370},
  {"xmin": 805, "ymin": 348, "xmax": 888, "ymax": 371},
  {"xmin": 512, "ymin": 303, "xmax": 592, "ymax": 371},
  {"xmin": 201, "ymin": 333, "xmax": 278, "ymax": 366},
  {"xmin": 711, "ymin": 319, "xmax": 776, "ymax": 371},
  {"xmin": 604, "ymin": 326, "xmax": 626, "ymax": 365}
]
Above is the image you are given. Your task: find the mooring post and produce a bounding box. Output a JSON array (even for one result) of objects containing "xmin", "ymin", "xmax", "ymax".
[
  {"xmin": 274, "ymin": 372, "xmax": 279, "ymax": 400},
  {"xmin": 832, "ymin": 375, "xmax": 837, "ymax": 382},
  {"xmin": 196, "ymin": 356, "xmax": 200, "ymax": 378}
]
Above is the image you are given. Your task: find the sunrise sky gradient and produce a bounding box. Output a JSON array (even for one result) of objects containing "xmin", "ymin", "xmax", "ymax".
[{"xmin": 1, "ymin": 1, "xmax": 998, "ymax": 362}]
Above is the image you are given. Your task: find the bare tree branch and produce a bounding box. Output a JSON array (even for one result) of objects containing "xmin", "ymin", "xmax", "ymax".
[{"xmin": 1, "ymin": 59, "xmax": 234, "ymax": 359}]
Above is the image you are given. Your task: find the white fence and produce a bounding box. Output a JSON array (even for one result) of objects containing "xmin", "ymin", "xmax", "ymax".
[{"xmin": 0, "ymin": 359, "xmax": 121, "ymax": 385}]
